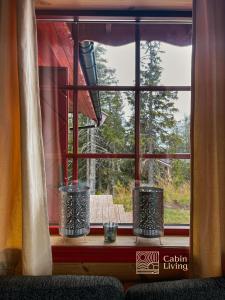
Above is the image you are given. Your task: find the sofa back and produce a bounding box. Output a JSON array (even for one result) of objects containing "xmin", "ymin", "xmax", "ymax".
[
  {"xmin": 1, "ymin": 275, "xmax": 225, "ymax": 300},
  {"xmin": 0, "ymin": 275, "xmax": 125, "ymax": 300},
  {"xmin": 126, "ymin": 277, "xmax": 225, "ymax": 300}
]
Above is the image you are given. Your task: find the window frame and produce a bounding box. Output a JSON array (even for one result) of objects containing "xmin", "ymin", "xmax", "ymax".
[{"xmin": 36, "ymin": 9, "xmax": 192, "ymax": 236}]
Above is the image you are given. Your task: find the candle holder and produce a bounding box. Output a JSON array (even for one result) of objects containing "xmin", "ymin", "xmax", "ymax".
[
  {"xmin": 103, "ymin": 222, "xmax": 118, "ymax": 243},
  {"xmin": 133, "ymin": 186, "xmax": 164, "ymax": 239},
  {"xmin": 59, "ymin": 184, "xmax": 90, "ymax": 237}
]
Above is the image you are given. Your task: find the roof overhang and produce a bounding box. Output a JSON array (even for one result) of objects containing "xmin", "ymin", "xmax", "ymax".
[{"xmin": 37, "ymin": 21, "xmax": 98, "ymax": 122}]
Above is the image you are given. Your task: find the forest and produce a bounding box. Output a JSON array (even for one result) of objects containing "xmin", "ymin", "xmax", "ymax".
[{"xmin": 69, "ymin": 41, "xmax": 190, "ymax": 225}]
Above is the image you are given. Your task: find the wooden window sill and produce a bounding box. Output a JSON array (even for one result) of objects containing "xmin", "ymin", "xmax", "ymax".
[
  {"xmin": 51, "ymin": 235, "xmax": 188, "ymax": 247},
  {"xmin": 51, "ymin": 235, "xmax": 189, "ymax": 263}
]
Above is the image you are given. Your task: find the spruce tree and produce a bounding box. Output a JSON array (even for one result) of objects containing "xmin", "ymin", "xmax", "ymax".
[
  {"xmin": 78, "ymin": 44, "xmax": 129, "ymax": 194},
  {"xmin": 127, "ymin": 41, "xmax": 179, "ymax": 185}
]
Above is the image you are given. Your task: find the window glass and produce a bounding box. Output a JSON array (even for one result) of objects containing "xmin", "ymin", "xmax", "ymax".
[
  {"xmin": 79, "ymin": 158, "xmax": 134, "ymax": 224},
  {"xmin": 141, "ymin": 159, "xmax": 190, "ymax": 225},
  {"xmin": 140, "ymin": 91, "xmax": 191, "ymax": 154},
  {"xmin": 38, "ymin": 19, "xmax": 192, "ymax": 227},
  {"xmin": 78, "ymin": 91, "xmax": 135, "ymax": 153},
  {"xmin": 140, "ymin": 23, "xmax": 192, "ymax": 86},
  {"xmin": 78, "ymin": 23, "xmax": 135, "ymax": 86}
]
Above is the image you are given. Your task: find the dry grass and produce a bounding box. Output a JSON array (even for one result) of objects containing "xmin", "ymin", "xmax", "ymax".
[{"xmin": 113, "ymin": 181, "xmax": 190, "ymax": 224}]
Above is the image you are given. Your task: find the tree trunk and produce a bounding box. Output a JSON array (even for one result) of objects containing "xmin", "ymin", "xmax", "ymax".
[
  {"xmin": 148, "ymin": 142, "xmax": 155, "ymax": 186},
  {"xmin": 111, "ymin": 144, "xmax": 116, "ymax": 195},
  {"xmin": 147, "ymin": 94, "xmax": 155, "ymax": 186},
  {"xmin": 86, "ymin": 127, "xmax": 96, "ymax": 194}
]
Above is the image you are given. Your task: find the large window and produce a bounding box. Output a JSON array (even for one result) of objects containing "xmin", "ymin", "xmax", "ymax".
[{"xmin": 37, "ymin": 15, "xmax": 192, "ymax": 226}]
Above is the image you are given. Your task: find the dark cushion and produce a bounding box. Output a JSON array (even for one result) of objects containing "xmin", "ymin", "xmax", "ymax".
[
  {"xmin": 126, "ymin": 277, "xmax": 225, "ymax": 300},
  {"xmin": 0, "ymin": 275, "xmax": 124, "ymax": 300}
]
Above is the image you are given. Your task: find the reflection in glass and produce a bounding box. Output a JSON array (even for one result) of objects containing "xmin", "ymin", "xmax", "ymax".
[{"xmin": 37, "ymin": 21, "xmax": 74, "ymax": 224}]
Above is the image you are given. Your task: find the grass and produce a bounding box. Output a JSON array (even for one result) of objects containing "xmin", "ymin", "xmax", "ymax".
[
  {"xmin": 164, "ymin": 208, "xmax": 190, "ymax": 224},
  {"xmin": 112, "ymin": 181, "xmax": 190, "ymax": 224},
  {"xmin": 163, "ymin": 181, "xmax": 190, "ymax": 207},
  {"xmin": 113, "ymin": 183, "xmax": 133, "ymax": 212}
]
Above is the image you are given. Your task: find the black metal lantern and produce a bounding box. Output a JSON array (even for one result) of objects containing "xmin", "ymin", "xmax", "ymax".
[
  {"xmin": 59, "ymin": 185, "xmax": 90, "ymax": 237},
  {"xmin": 133, "ymin": 186, "xmax": 164, "ymax": 238}
]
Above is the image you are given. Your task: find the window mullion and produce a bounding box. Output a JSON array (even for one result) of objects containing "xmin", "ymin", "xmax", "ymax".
[
  {"xmin": 135, "ymin": 21, "xmax": 141, "ymax": 186},
  {"xmin": 72, "ymin": 19, "xmax": 79, "ymax": 182}
]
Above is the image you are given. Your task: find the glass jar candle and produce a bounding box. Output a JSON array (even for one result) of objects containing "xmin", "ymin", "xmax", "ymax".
[{"xmin": 103, "ymin": 222, "xmax": 118, "ymax": 243}]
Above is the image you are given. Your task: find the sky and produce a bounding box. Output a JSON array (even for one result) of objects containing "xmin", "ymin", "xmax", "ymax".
[{"xmin": 103, "ymin": 42, "xmax": 192, "ymax": 121}]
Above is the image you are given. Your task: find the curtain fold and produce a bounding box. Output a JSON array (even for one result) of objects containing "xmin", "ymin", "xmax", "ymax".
[
  {"xmin": 191, "ymin": 0, "xmax": 225, "ymax": 277},
  {"xmin": 0, "ymin": 0, "xmax": 52, "ymax": 275},
  {"xmin": 0, "ymin": 0, "xmax": 22, "ymax": 275}
]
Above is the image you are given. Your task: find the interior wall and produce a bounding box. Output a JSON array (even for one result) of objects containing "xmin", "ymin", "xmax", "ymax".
[
  {"xmin": 35, "ymin": 0, "xmax": 192, "ymax": 11},
  {"xmin": 53, "ymin": 262, "xmax": 190, "ymax": 282}
]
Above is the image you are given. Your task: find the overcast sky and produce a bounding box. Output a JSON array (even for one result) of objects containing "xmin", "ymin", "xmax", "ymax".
[{"xmin": 103, "ymin": 43, "xmax": 192, "ymax": 121}]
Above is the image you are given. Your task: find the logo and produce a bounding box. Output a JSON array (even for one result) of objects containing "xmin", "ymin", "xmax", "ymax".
[{"xmin": 136, "ymin": 251, "xmax": 159, "ymax": 274}]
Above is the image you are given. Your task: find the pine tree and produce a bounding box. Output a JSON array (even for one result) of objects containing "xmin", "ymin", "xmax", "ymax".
[
  {"xmin": 78, "ymin": 41, "xmax": 186, "ymax": 192},
  {"xmin": 127, "ymin": 41, "xmax": 179, "ymax": 185},
  {"xmin": 78, "ymin": 44, "xmax": 130, "ymax": 194},
  {"xmin": 169, "ymin": 116, "xmax": 191, "ymax": 187}
]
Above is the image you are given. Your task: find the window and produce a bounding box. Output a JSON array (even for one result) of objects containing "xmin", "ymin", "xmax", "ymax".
[{"xmin": 37, "ymin": 15, "xmax": 192, "ymax": 227}]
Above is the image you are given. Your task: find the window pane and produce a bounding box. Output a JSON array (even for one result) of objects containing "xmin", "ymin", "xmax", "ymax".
[
  {"xmin": 67, "ymin": 158, "xmax": 73, "ymax": 183},
  {"xmin": 141, "ymin": 159, "xmax": 190, "ymax": 225},
  {"xmin": 78, "ymin": 159, "xmax": 134, "ymax": 224},
  {"xmin": 67, "ymin": 93, "xmax": 73, "ymax": 153},
  {"xmin": 78, "ymin": 23, "xmax": 135, "ymax": 85},
  {"xmin": 37, "ymin": 21, "xmax": 74, "ymax": 225},
  {"xmin": 140, "ymin": 24, "xmax": 192, "ymax": 86},
  {"xmin": 140, "ymin": 91, "xmax": 191, "ymax": 154},
  {"xmin": 78, "ymin": 91, "xmax": 135, "ymax": 153}
]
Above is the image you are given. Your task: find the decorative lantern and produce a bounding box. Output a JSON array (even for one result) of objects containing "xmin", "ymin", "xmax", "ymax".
[
  {"xmin": 59, "ymin": 185, "xmax": 90, "ymax": 237},
  {"xmin": 133, "ymin": 187, "xmax": 164, "ymax": 238}
]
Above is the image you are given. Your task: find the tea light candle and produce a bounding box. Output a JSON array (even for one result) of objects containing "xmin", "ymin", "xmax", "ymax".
[{"xmin": 103, "ymin": 222, "xmax": 118, "ymax": 243}]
